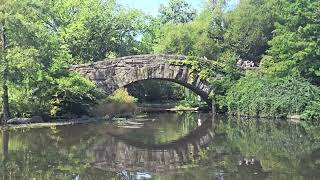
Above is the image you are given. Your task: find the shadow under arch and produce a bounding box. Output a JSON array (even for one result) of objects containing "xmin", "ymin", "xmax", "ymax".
[{"xmin": 124, "ymin": 78, "xmax": 210, "ymax": 105}]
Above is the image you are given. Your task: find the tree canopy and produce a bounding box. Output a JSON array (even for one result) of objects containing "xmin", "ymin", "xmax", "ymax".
[{"xmin": 159, "ymin": 0, "xmax": 197, "ymax": 24}]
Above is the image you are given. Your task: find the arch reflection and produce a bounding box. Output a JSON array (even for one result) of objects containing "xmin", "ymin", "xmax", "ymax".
[{"xmin": 92, "ymin": 117, "xmax": 215, "ymax": 172}]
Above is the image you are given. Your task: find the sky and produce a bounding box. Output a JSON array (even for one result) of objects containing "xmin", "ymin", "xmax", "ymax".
[
  {"xmin": 118, "ymin": 0, "xmax": 203, "ymax": 15},
  {"xmin": 118, "ymin": 0, "xmax": 239, "ymax": 16}
]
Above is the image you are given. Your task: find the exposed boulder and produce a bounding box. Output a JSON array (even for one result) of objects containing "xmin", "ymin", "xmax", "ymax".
[
  {"xmin": 8, "ymin": 116, "xmax": 43, "ymax": 124},
  {"xmin": 7, "ymin": 118, "xmax": 31, "ymax": 124}
]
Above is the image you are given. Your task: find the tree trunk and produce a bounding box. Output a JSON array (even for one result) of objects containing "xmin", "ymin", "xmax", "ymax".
[
  {"xmin": 1, "ymin": 21, "xmax": 10, "ymax": 125},
  {"xmin": 2, "ymin": 70, "xmax": 10, "ymax": 124}
]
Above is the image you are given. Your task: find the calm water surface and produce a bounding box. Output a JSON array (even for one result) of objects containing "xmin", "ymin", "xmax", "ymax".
[{"xmin": 0, "ymin": 112, "xmax": 319, "ymax": 180}]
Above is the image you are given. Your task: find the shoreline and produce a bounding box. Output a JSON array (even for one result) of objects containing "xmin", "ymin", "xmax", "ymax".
[
  {"xmin": 1, "ymin": 119, "xmax": 101, "ymax": 130},
  {"xmin": 0, "ymin": 108, "xmax": 203, "ymax": 130},
  {"xmin": 1, "ymin": 109, "xmax": 305, "ymax": 130}
]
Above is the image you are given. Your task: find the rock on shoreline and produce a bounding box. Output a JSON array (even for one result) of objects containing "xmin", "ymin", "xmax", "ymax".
[{"xmin": 7, "ymin": 116, "xmax": 43, "ymax": 124}]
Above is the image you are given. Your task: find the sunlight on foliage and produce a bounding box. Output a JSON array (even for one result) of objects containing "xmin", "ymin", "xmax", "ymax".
[{"xmin": 106, "ymin": 88, "xmax": 137, "ymax": 104}]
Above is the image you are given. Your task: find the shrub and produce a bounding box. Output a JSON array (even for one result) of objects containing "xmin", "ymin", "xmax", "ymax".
[
  {"xmin": 226, "ymin": 73, "xmax": 320, "ymax": 119},
  {"xmin": 302, "ymin": 101, "xmax": 320, "ymax": 121},
  {"xmin": 92, "ymin": 88, "xmax": 138, "ymax": 118},
  {"xmin": 106, "ymin": 88, "xmax": 137, "ymax": 104}
]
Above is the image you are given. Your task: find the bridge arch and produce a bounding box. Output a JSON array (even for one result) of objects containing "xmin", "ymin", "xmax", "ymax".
[{"xmin": 70, "ymin": 54, "xmax": 213, "ymax": 105}]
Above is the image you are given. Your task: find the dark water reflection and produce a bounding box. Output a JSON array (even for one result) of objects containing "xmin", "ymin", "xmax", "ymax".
[{"xmin": 0, "ymin": 112, "xmax": 320, "ymax": 180}]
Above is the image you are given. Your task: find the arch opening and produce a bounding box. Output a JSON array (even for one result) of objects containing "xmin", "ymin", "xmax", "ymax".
[{"xmin": 123, "ymin": 78, "xmax": 211, "ymax": 108}]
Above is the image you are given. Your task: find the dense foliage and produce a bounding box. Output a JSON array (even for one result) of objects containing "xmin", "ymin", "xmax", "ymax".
[
  {"xmin": 226, "ymin": 74, "xmax": 320, "ymax": 118},
  {"xmin": 223, "ymin": 0, "xmax": 275, "ymax": 62},
  {"xmin": 225, "ymin": 0, "xmax": 320, "ymax": 120},
  {"xmin": 158, "ymin": 0, "xmax": 196, "ymax": 24},
  {"xmin": 0, "ymin": 0, "xmax": 145, "ymax": 119},
  {"xmin": 150, "ymin": 0, "xmax": 320, "ymax": 120},
  {"xmin": 263, "ymin": 0, "xmax": 320, "ymax": 84}
]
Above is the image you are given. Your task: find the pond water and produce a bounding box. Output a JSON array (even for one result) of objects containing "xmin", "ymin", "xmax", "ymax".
[{"xmin": 0, "ymin": 112, "xmax": 319, "ymax": 180}]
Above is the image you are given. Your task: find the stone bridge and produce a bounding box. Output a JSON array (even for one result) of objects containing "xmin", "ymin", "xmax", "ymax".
[{"xmin": 70, "ymin": 54, "xmax": 213, "ymax": 105}]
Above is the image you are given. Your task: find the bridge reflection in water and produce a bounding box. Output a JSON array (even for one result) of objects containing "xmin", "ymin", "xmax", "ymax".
[{"xmin": 91, "ymin": 115, "xmax": 215, "ymax": 173}]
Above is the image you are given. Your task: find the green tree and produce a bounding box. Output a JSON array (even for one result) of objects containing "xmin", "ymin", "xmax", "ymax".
[
  {"xmin": 140, "ymin": 16, "xmax": 162, "ymax": 53},
  {"xmin": 223, "ymin": 0, "xmax": 275, "ymax": 62},
  {"xmin": 31, "ymin": 0, "xmax": 145, "ymax": 62},
  {"xmin": 0, "ymin": 13, "xmax": 10, "ymax": 124},
  {"xmin": 207, "ymin": 0, "xmax": 227, "ymax": 44},
  {"xmin": 159, "ymin": 0, "xmax": 197, "ymax": 24},
  {"xmin": 1, "ymin": 0, "xmax": 147, "ymax": 118},
  {"xmin": 155, "ymin": 11, "xmax": 220, "ymax": 59},
  {"xmin": 0, "ymin": 0, "xmax": 34, "ymax": 123},
  {"xmin": 263, "ymin": 0, "xmax": 320, "ymax": 84}
]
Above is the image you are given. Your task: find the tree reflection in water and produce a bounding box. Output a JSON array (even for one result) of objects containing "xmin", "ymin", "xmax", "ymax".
[{"xmin": 0, "ymin": 113, "xmax": 319, "ymax": 180}]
